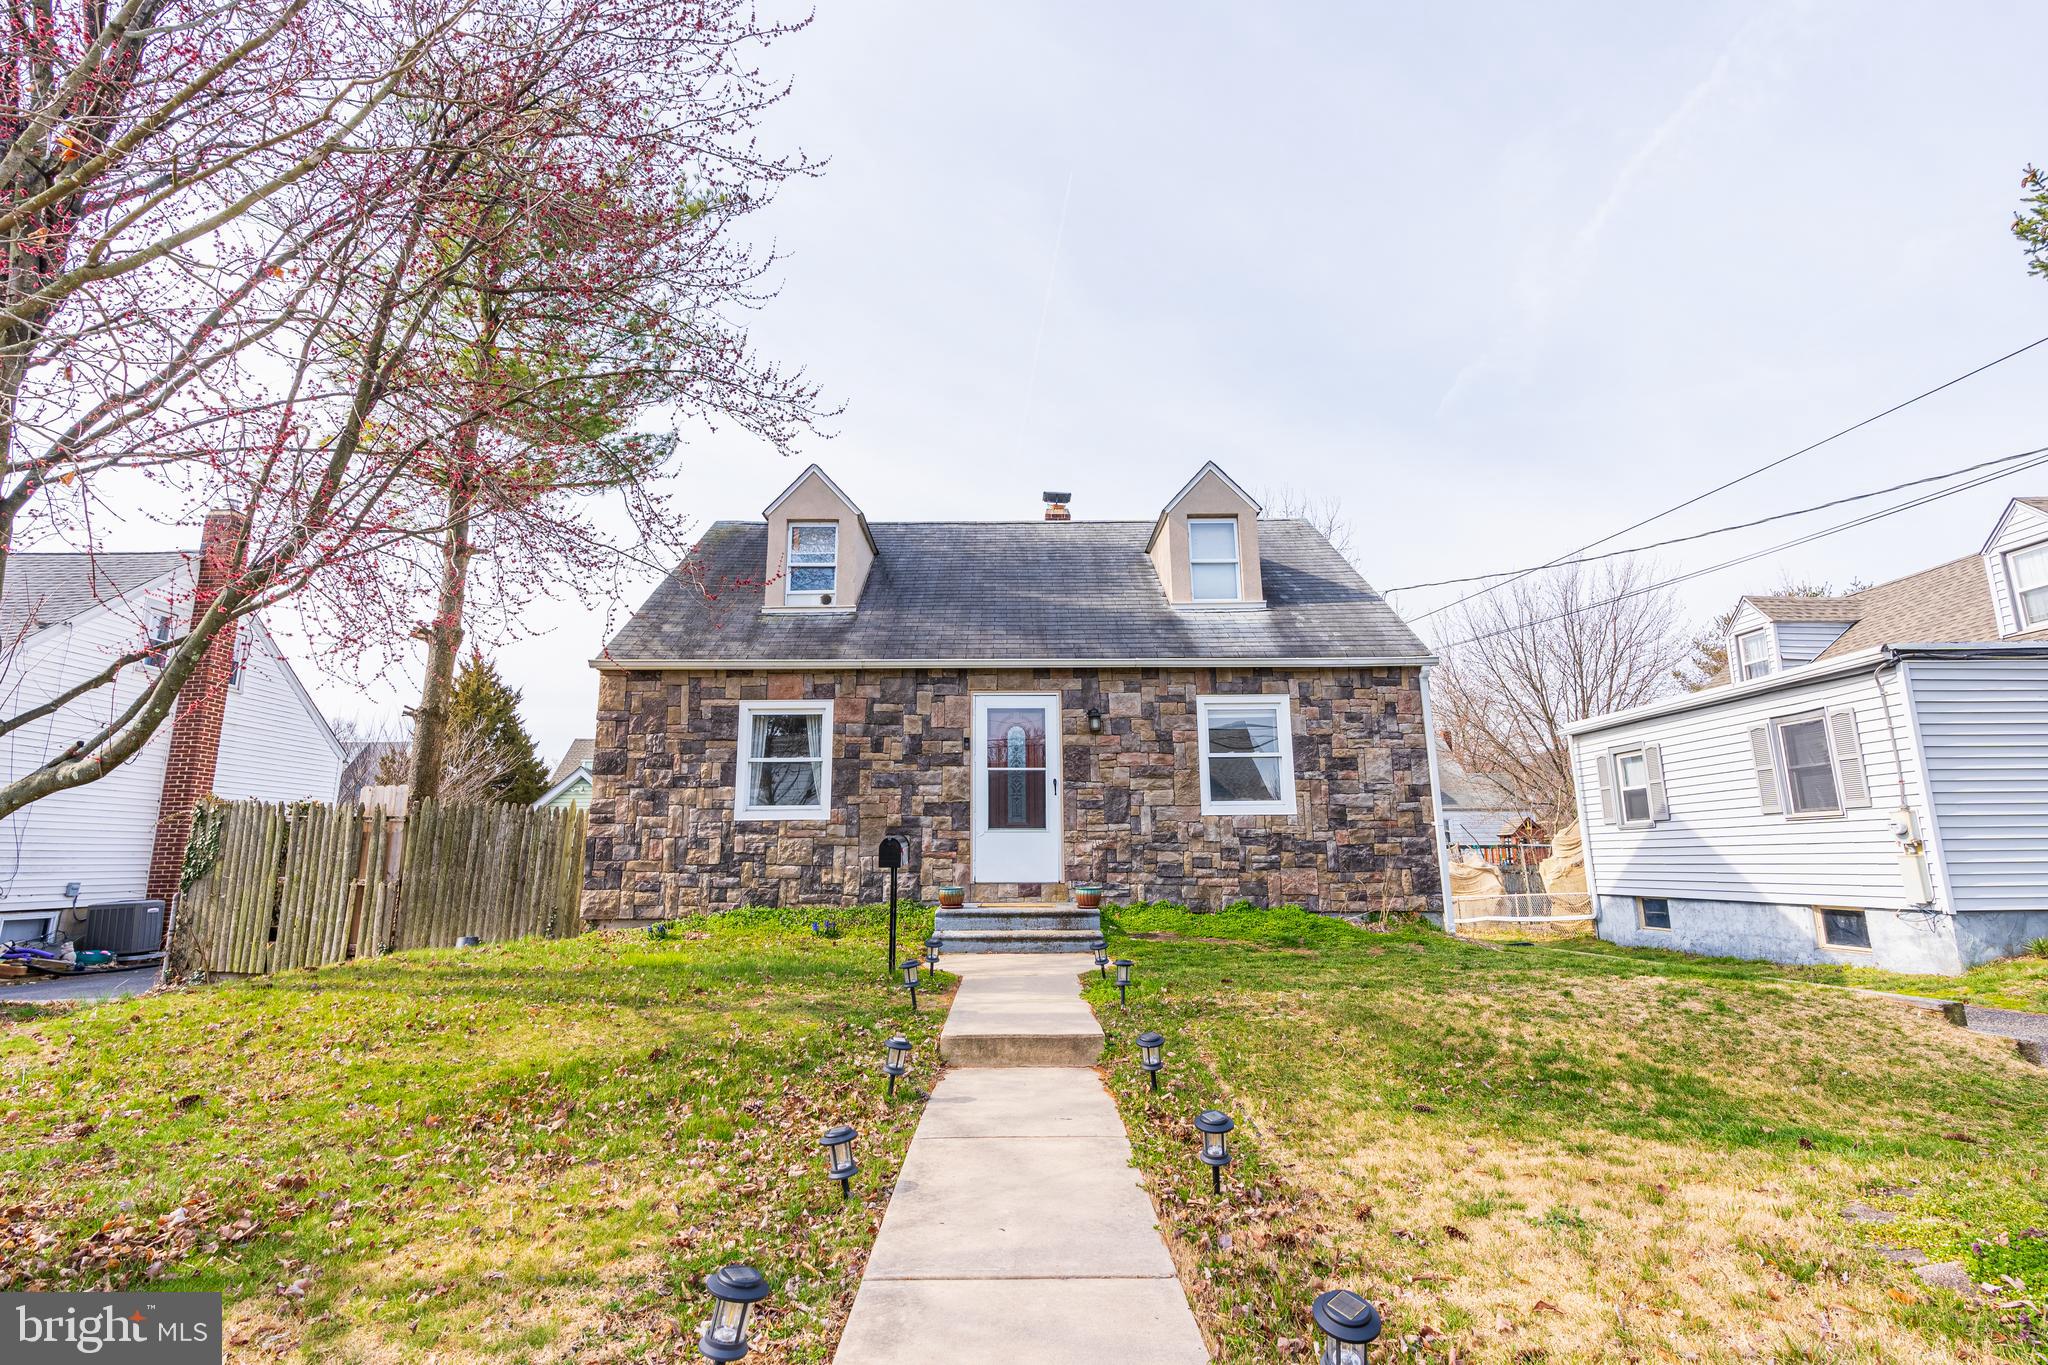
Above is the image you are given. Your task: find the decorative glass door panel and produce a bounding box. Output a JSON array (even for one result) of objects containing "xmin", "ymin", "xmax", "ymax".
[{"xmin": 970, "ymin": 695, "xmax": 1062, "ymax": 884}]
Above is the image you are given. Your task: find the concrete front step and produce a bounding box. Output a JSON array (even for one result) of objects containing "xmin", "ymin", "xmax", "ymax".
[
  {"xmin": 939, "ymin": 927, "xmax": 1102, "ymax": 955},
  {"xmin": 937, "ymin": 906, "xmax": 1102, "ymax": 934},
  {"xmin": 938, "ymin": 953, "xmax": 1104, "ymax": 1067}
]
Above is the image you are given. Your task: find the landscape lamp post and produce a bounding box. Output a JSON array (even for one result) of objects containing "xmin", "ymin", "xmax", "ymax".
[
  {"xmin": 1137, "ymin": 1031, "xmax": 1164, "ymax": 1091},
  {"xmin": 1194, "ymin": 1109, "xmax": 1235, "ymax": 1195},
  {"xmin": 883, "ymin": 1035, "xmax": 912, "ymax": 1096},
  {"xmin": 697, "ymin": 1263, "xmax": 770, "ymax": 1361},
  {"xmin": 1311, "ymin": 1289, "xmax": 1384, "ymax": 1364},
  {"xmin": 924, "ymin": 935, "xmax": 941, "ymax": 973},
  {"xmin": 901, "ymin": 957, "xmax": 922, "ymax": 1013},
  {"xmin": 1092, "ymin": 939, "xmax": 1109, "ymax": 977},
  {"xmin": 1114, "ymin": 958, "xmax": 1132, "ymax": 1006},
  {"xmin": 820, "ymin": 1124, "xmax": 859, "ymax": 1203}
]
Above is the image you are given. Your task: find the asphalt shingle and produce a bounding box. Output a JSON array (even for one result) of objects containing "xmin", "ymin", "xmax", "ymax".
[{"xmin": 0, "ymin": 552, "xmax": 185, "ymax": 636}]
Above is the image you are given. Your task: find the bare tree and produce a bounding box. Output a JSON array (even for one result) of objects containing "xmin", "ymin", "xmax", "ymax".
[
  {"xmin": 1261, "ymin": 486, "xmax": 1356, "ymax": 565},
  {"xmin": 1432, "ymin": 559, "xmax": 1690, "ymax": 829}
]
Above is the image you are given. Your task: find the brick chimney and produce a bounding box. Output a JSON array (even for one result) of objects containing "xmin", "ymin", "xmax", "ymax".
[
  {"xmin": 1042, "ymin": 491, "xmax": 1071, "ymax": 522},
  {"xmin": 145, "ymin": 510, "xmax": 247, "ymax": 904}
]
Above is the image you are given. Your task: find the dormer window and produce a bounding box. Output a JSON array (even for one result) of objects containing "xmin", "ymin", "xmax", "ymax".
[
  {"xmin": 1188, "ymin": 518, "xmax": 1241, "ymax": 601},
  {"xmin": 2009, "ymin": 542, "xmax": 2048, "ymax": 629},
  {"xmin": 1734, "ymin": 628, "xmax": 1772, "ymax": 680},
  {"xmin": 786, "ymin": 522, "xmax": 839, "ymax": 605}
]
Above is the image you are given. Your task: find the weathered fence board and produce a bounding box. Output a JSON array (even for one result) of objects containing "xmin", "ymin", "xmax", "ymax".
[{"xmin": 175, "ymin": 798, "xmax": 586, "ymax": 975}]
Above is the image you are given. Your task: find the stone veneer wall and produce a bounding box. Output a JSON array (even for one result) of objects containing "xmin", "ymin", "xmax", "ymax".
[{"xmin": 581, "ymin": 667, "xmax": 1441, "ymax": 923}]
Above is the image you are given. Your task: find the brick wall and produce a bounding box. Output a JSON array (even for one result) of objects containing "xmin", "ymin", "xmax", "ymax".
[{"xmin": 581, "ymin": 666, "xmax": 1441, "ymax": 922}]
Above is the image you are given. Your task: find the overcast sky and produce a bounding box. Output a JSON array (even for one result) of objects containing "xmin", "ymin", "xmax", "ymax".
[{"xmin": 263, "ymin": 4, "xmax": 2048, "ymax": 759}]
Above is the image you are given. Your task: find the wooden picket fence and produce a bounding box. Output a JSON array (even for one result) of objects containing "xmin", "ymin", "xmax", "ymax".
[{"xmin": 174, "ymin": 797, "xmax": 586, "ymax": 975}]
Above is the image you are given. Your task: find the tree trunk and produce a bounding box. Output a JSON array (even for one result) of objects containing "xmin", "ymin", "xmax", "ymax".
[{"xmin": 405, "ymin": 424, "xmax": 477, "ymax": 808}]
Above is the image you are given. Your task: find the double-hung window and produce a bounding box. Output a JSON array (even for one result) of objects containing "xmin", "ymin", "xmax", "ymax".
[
  {"xmin": 737, "ymin": 700, "xmax": 832, "ymax": 819},
  {"xmin": 1773, "ymin": 712, "xmax": 1840, "ymax": 816},
  {"xmin": 786, "ymin": 523, "xmax": 839, "ymax": 604},
  {"xmin": 1187, "ymin": 518, "xmax": 1241, "ymax": 602},
  {"xmin": 2009, "ymin": 542, "xmax": 2048, "ymax": 629},
  {"xmin": 1734, "ymin": 628, "xmax": 1772, "ymax": 680},
  {"xmin": 1195, "ymin": 695, "xmax": 1295, "ymax": 815},
  {"xmin": 1614, "ymin": 749, "xmax": 1654, "ymax": 824},
  {"xmin": 142, "ymin": 609, "xmax": 175, "ymax": 669}
]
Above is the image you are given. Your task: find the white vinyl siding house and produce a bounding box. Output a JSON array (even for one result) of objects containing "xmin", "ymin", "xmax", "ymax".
[
  {"xmin": 1905, "ymin": 654, "xmax": 2048, "ymax": 920},
  {"xmin": 1982, "ymin": 498, "xmax": 2048, "ymax": 639},
  {"xmin": 0, "ymin": 560, "xmax": 341, "ymax": 915}
]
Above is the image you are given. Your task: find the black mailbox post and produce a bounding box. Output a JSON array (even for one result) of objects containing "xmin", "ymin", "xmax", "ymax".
[{"xmin": 878, "ymin": 836, "xmax": 909, "ymax": 975}]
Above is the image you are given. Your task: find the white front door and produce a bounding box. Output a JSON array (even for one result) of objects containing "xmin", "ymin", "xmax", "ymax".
[{"xmin": 970, "ymin": 693, "xmax": 1063, "ymax": 885}]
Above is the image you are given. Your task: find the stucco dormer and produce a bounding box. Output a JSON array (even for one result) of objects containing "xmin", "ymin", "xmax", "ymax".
[
  {"xmin": 1145, "ymin": 462, "xmax": 1264, "ymax": 606},
  {"xmin": 761, "ymin": 464, "xmax": 878, "ymax": 611}
]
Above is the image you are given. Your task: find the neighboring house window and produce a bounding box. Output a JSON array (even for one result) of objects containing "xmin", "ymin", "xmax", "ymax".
[
  {"xmin": 2009, "ymin": 542, "xmax": 2048, "ymax": 629},
  {"xmin": 786, "ymin": 523, "xmax": 839, "ymax": 603},
  {"xmin": 1597, "ymin": 743, "xmax": 1667, "ymax": 827},
  {"xmin": 1734, "ymin": 628, "xmax": 1772, "ymax": 680},
  {"xmin": 1195, "ymin": 695, "xmax": 1295, "ymax": 815},
  {"xmin": 1815, "ymin": 907, "xmax": 1872, "ymax": 951},
  {"xmin": 1774, "ymin": 713, "xmax": 1840, "ymax": 816},
  {"xmin": 1637, "ymin": 897, "xmax": 1671, "ymax": 931},
  {"xmin": 143, "ymin": 610, "xmax": 174, "ymax": 668},
  {"xmin": 228, "ymin": 634, "xmax": 249, "ymax": 690},
  {"xmin": 1187, "ymin": 518, "xmax": 1241, "ymax": 602},
  {"xmin": 736, "ymin": 700, "xmax": 832, "ymax": 819}
]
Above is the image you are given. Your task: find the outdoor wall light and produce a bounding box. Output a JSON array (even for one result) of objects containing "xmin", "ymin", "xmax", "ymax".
[
  {"xmin": 883, "ymin": 1035, "xmax": 912, "ymax": 1096},
  {"xmin": 820, "ymin": 1124, "xmax": 859, "ymax": 1202},
  {"xmin": 900, "ymin": 957, "xmax": 922, "ymax": 1012},
  {"xmin": 1092, "ymin": 939, "xmax": 1109, "ymax": 977},
  {"xmin": 1086, "ymin": 707, "xmax": 1104, "ymax": 734},
  {"xmin": 1114, "ymin": 958, "xmax": 1133, "ymax": 1006},
  {"xmin": 1194, "ymin": 1108, "xmax": 1235, "ymax": 1194},
  {"xmin": 1311, "ymin": 1288, "xmax": 1384, "ymax": 1364},
  {"xmin": 1137, "ymin": 1031, "xmax": 1164, "ymax": 1091},
  {"xmin": 697, "ymin": 1263, "xmax": 770, "ymax": 1361},
  {"xmin": 924, "ymin": 935, "xmax": 941, "ymax": 972}
]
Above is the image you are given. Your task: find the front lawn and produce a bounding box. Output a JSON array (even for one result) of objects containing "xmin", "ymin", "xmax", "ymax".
[
  {"xmin": 1088, "ymin": 905, "xmax": 2048, "ymax": 1363},
  {"xmin": 0, "ymin": 908, "xmax": 947, "ymax": 1363}
]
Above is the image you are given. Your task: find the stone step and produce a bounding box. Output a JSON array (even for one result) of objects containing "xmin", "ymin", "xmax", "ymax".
[
  {"xmin": 937, "ymin": 927, "xmax": 1103, "ymax": 955},
  {"xmin": 937, "ymin": 906, "xmax": 1101, "ymax": 934}
]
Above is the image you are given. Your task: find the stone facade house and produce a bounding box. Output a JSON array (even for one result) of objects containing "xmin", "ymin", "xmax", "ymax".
[{"xmin": 581, "ymin": 463, "xmax": 1446, "ymax": 923}]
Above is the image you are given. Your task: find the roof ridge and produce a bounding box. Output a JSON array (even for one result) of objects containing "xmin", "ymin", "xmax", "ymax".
[{"xmin": 1842, "ymin": 551, "xmax": 1985, "ymax": 599}]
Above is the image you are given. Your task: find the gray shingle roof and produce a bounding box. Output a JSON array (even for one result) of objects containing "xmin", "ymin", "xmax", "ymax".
[
  {"xmin": 549, "ymin": 738, "xmax": 594, "ymax": 786},
  {"xmin": 1741, "ymin": 594, "xmax": 1866, "ymax": 623},
  {"xmin": 0, "ymin": 552, "xmax": 184, "ymax": 636},
  {"xmin": 601, "ymin": 519, "xmax": 1431, "ymax": 666}
]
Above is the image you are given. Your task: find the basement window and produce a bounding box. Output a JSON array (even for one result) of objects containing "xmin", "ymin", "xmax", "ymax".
[
  {"xmin": 1637, "ymin": 897, "xmax": 1671, "ymax": 932},
  {"xmin": 1188, "ymin": 518, "xmax": 1241, "ymax": 602},
  {"xmin": 1816, "ymin": 907, "xmax": 1872, "ymax": 952},
  {"xmin": 785, "ymin": 523, "xmax": 839, "ymax": 605},
  {"xmin": 736, "ymin": 700, "xmax": 832, "ymax": 820}
]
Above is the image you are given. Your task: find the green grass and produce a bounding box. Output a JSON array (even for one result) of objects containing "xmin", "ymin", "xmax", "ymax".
[
  {"xmin": 1089, "ymin": 905, "xmax": 2048, "ymax": 1363},
  {"xmin": 0, "ymin": 910, "xmax": 946, "ymax": 1363}
]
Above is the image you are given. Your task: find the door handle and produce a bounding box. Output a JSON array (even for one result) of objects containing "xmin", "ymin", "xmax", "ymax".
[{"xmin": 1052, "ymin": 778, "xmax": 1059, "ymax": 795}]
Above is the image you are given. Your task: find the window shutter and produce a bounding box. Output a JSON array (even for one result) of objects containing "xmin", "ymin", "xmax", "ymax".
[
  {"xmin": 1595, "ymin": 752, "xmax": 1618, "ymax": 824},
  {"xmin": 1827, "ymin": 707, "xmax": 1871, "ymax": 808},
  {"xmin": 1747, "ymin": 725, "xmax": 1782, "ymax": 814},
  {"xmin": 1643, "ymin": 743, "xmax": 1671, "ymax": 823}
]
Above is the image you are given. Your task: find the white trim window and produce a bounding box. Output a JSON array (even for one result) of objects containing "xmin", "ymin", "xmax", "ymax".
[
  {"xmin": 1614, "ymin": 749, "xmax": 1655, "ymax": 825},
  {"xmin": 1773, "ymin": 711, "xmax": 1840, "ymax": 816},
  {"xmin": 1596, "ymin": 743, "xmax": 1667, "ymax": 827},
  {"xmin": 1815, "ymin": 906, "xmax": 1872, "ymax": 952},
  {"xmin": 1187, "ymin": 518, "xmax": 1241, "ymax": 602},
  {"xmin": 143, "ymin": 607, "xmax": 175, "ymax": 669},
  {"xmin": 1195, "ymin": 694, "xmax": 1295, "ymax": 815},
  {"xmin": 736, "ymin": 700, "xmax": 833, "ymax": 819},
  {"xmin": 1734, "ymin": 628, "xmax": 1773, "ymax": 680},
  {"xmin": 785, "ymin": 522, "xmax": 839, "ymax": 604},
  {"xmin": 2008, "ymin": 542, "xmax": 2048, "ymax": 629}
]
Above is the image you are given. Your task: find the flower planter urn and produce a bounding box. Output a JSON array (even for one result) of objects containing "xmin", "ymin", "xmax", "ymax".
[
  {"xmin": 1074, "ymin": 885, "xmax": 1103, "ymax": 910},
  {"xmin": 938, "ymin": 885, "xmax": 965, "ymax": 909}
]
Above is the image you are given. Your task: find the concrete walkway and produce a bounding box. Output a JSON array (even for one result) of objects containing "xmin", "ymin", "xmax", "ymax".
[
  {"xmin": 0, "ymin": 966, "xmax": 157, "ymax": 1003},
  {"xmin": 835, "ymin": 954, "xmax": 1206, "ymax": 1364}
]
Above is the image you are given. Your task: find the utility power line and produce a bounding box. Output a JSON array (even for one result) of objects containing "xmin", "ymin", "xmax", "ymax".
[
  {"xmin": 1408, "ymin": 332, "xmax": 2048, "ymax": 623},
  {"xmin": 1434, "ymin": 442, "xmax": 2048, "ymax": 651},
  {"xmin": 1387, "ymin": 443, "xmax": 2048, "ymax": 594}
]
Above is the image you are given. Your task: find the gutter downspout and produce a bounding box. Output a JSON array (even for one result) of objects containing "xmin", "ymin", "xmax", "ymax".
[
  {"xmin": 1419, "ymin": 665, "xmax": 1457, "ymax": 934},
  {"xmin": 1874, "ymin": 648, "xmax": 1939, "ymax": 912}
]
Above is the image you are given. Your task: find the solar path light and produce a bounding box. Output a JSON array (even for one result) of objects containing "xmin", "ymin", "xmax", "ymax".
[
  {"xmin": 1194, "ymin": 1108, "xmax": 1235, "ymax": 1194},
  {"xmin": 883, "ymin": 1035, "xmax": 911, "ymax": 1096},
  {"xmin": 924, "ymin": 935, "xmax": 941, "ymax": 973},
  {"xmin": 697, "ymin": 1263, "xmax": 770, "ymax": 1361},
  {"xmin": 901, "ymin": 957, "xmax": 921, "ymax": 1012},
  {"xmin": 820, "ymin": 1124, "xmax": 859, "ymax": 1202},
  {"xmin": 1114, "ymin": 958, "xmax": 1133, "ymax": 1006},
  {"xmin": 1137, "ymin": 1031, "xmax": 1164, "ymax": 1091},
  {"xmin": 1092, "ymin": 938, "xmax": 1109, "ymax": 977},
  {"xmin": 1311, "ymin": 1288, "xmax": 1384, "ymax": 1364}
]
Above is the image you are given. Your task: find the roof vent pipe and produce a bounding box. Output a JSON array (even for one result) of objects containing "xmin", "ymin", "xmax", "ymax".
[{"xmin": 1043, "ymin": 491, "xmax": 1072, "ymax": 522}]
